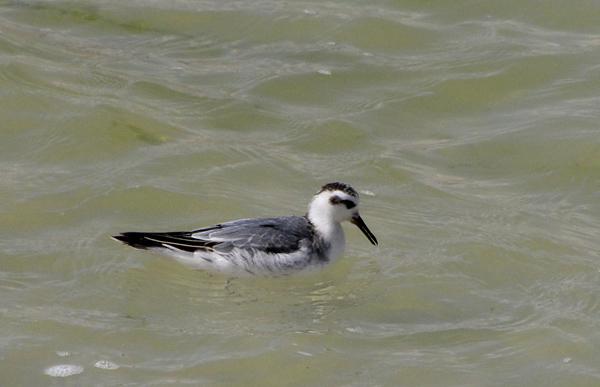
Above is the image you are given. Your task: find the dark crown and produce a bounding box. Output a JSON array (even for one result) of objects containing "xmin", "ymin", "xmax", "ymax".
[{"xmin": 317, "ymin": 182, "xmax": 358, "ymax": 198}]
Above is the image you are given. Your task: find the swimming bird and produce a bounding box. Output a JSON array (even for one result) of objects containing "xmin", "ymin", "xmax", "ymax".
[{"xmin": 112, "ymin": 182, "xmax": 378, "ymax": 277}]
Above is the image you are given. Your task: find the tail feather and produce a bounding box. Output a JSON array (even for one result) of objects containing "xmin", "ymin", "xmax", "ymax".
[
  {"xmin": 112, "ymin": 231, "xmax": 217, "ymax": 253},
  {"xmin": 112, "ymin": 232, "xmax": 165, "ymax": 250}
]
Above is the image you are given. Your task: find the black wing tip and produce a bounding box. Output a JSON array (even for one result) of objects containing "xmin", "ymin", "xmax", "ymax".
[
  {"xmin": 112, "ymin": 231, "xmax": 216, "ymax": 253},
  {"xmin": 111, "ymin": 232, "xmax": 161, "ymax": 250}
]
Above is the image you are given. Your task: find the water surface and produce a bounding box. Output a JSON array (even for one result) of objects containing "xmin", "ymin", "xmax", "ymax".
[{"xmin": 2, "ymin": 0, "xmax": 600, "ymax": 385}]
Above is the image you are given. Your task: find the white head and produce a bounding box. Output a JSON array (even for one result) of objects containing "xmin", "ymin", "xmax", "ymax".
[{"xmin": 306, "ymin": 182, "xmax": 378, "ymax": 245}]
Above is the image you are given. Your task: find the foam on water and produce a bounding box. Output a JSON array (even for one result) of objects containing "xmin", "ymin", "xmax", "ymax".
[
  {"xmin": 94, "ymin": 360, "xmax": 120, "ymax": 370},
  {"xmin": 44, "ymin": 364, "xmax": 84, "ymax": 377}
]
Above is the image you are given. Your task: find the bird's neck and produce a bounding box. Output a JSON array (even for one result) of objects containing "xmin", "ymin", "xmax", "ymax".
[{"xmin": 306, "ymin": 207, "xmax": 346, "ymax": 262}]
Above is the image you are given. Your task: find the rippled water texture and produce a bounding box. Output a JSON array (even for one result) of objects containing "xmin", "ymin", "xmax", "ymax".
[{"xmin": 2, "ymin": 1, "xmax": 600, "ymax": 385}]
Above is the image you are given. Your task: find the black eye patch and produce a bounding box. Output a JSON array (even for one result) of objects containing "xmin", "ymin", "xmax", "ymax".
[
  {"xmin": 329, "ymin": 196, "xmax": 356, "ymax": 209},
  {"xmin": 341, "ymin": 200, "xmax": 356, "ymax": 209}
]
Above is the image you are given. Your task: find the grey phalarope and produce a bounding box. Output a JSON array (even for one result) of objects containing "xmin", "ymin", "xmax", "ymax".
[{"xmin": 112, "ymin": 182, "xmax": 378, "ymax": 276}]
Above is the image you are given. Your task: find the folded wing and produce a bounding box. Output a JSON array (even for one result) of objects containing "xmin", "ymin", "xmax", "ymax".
[{"xmin": 113, "ymin": 216, "xmax": 313, "ymax": 255}]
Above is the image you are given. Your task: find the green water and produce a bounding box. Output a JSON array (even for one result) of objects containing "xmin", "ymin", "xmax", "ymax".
[{"xmin": 2, "ymin": 1, "xmax": 600, "ymax": 385}]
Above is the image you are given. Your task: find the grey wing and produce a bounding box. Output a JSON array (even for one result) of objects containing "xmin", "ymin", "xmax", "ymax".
[{"xmin": 191, "ymin": 216, "xmax": 313, "ymax": 254}]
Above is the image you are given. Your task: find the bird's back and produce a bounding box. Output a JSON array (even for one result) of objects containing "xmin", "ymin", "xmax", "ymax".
[{"xmin": 113, "ymin": 216, "xmax": 330, "ymax": 276}]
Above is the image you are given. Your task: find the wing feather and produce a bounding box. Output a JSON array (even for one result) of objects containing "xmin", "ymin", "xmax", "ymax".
[{"xmin": 113, "ymin": 216, "xmax": 313, "ymax": 255}]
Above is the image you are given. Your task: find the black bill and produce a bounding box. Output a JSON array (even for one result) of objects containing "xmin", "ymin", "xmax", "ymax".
[{"xmin": 351, "ymin": 215, "xmax": 378, "ymax": 246}]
